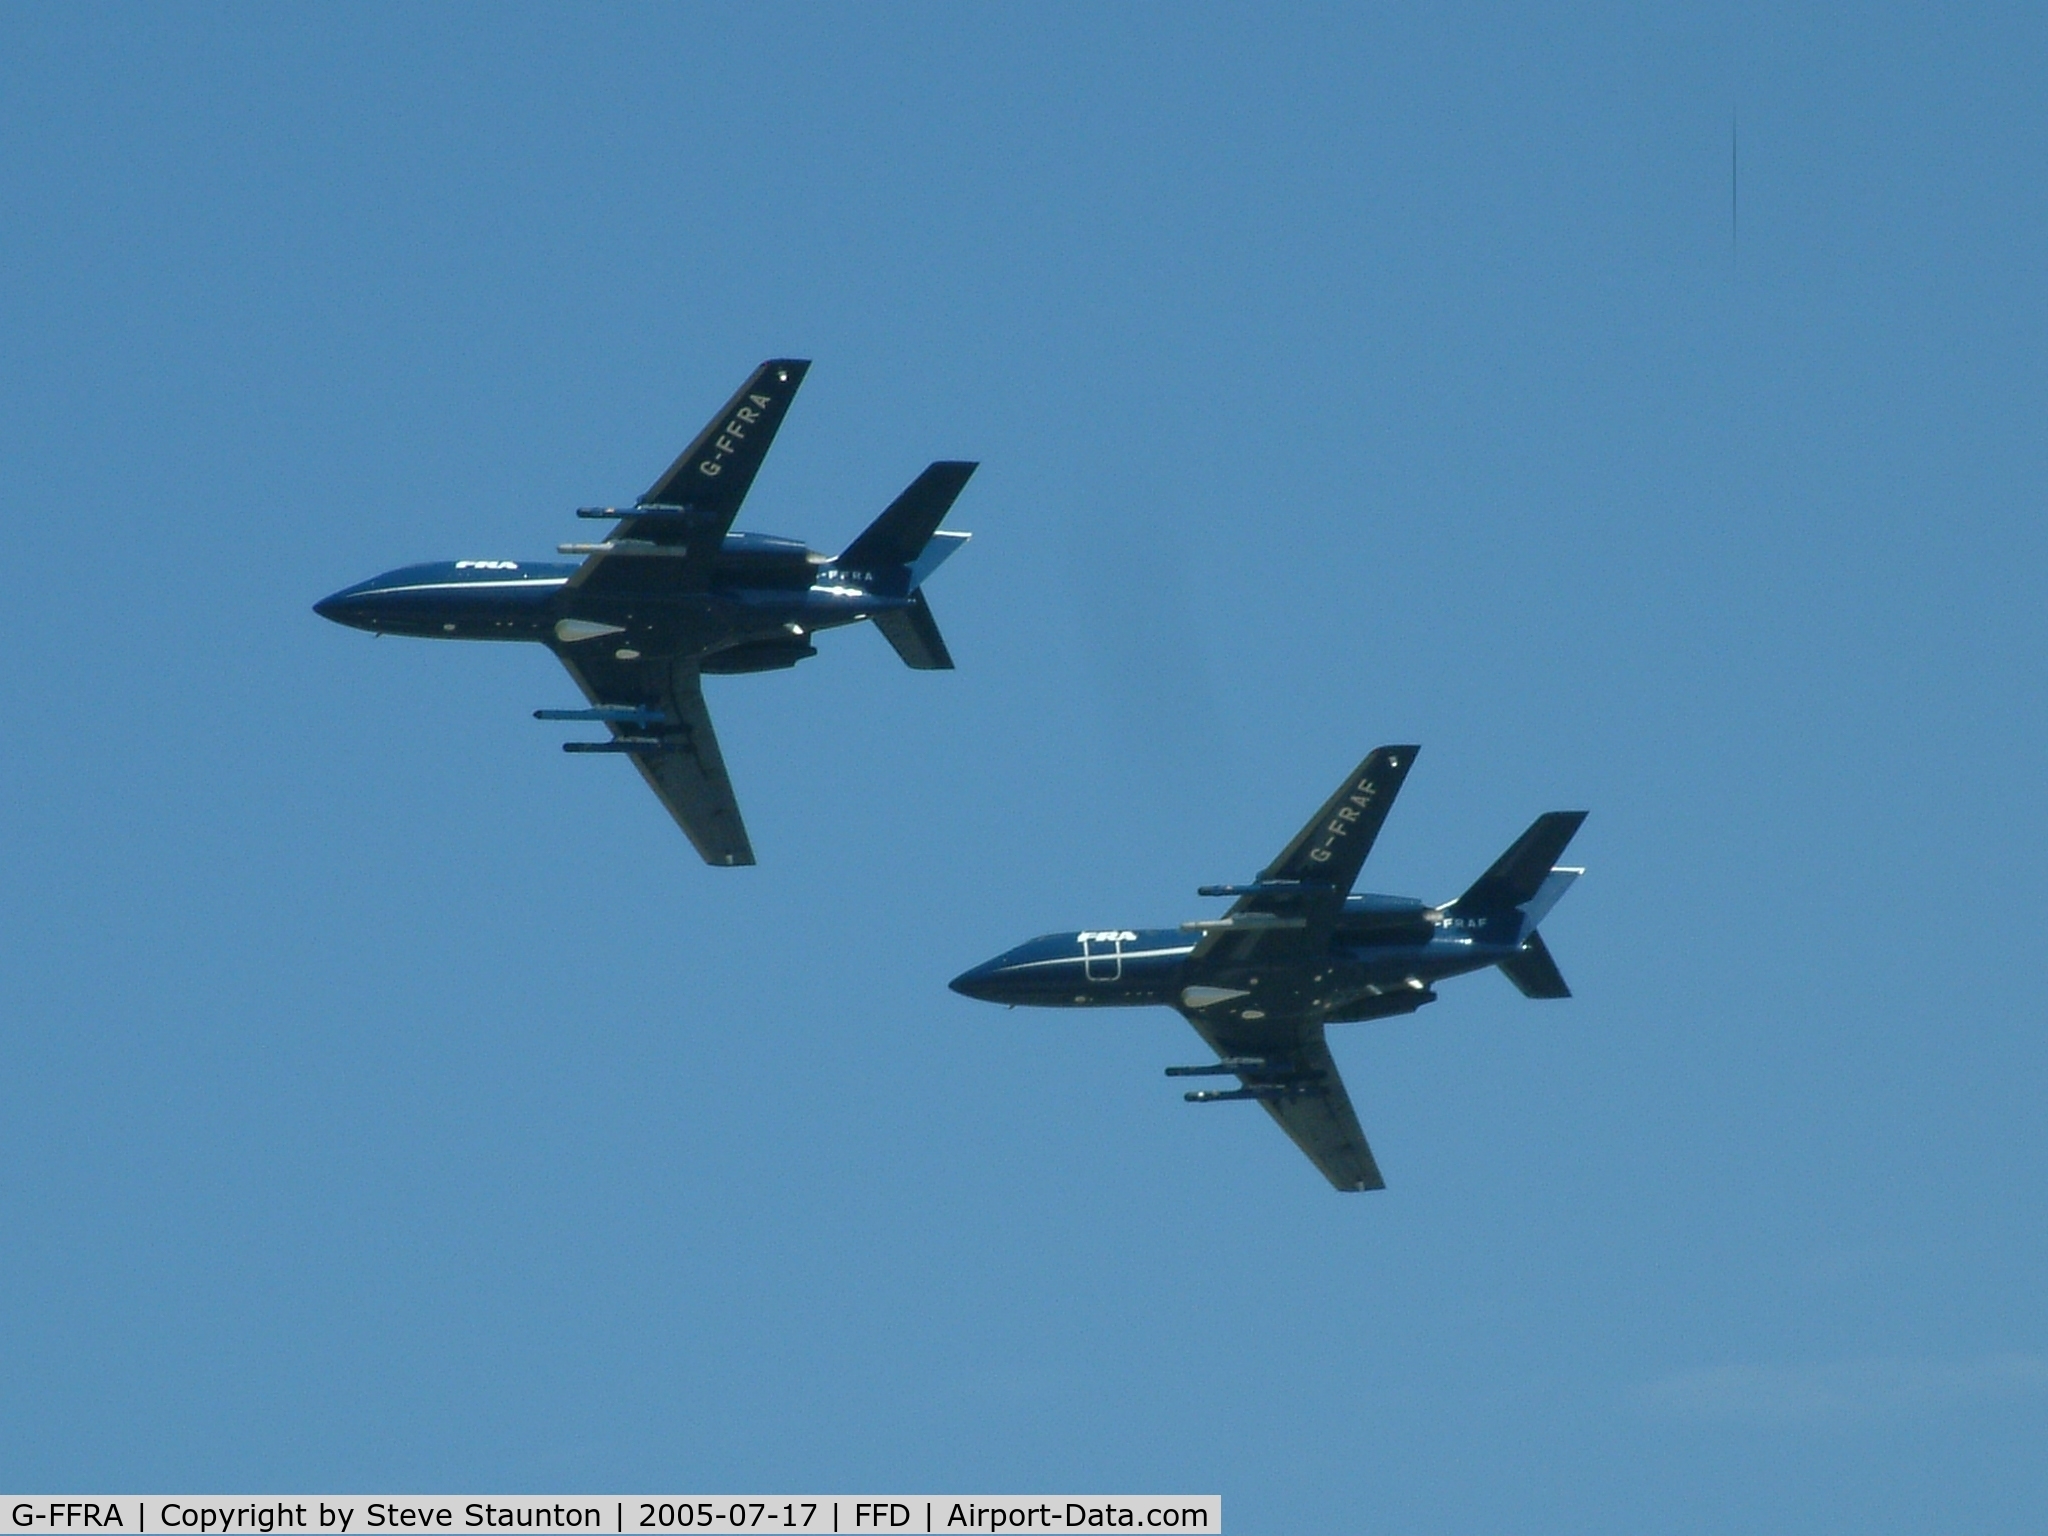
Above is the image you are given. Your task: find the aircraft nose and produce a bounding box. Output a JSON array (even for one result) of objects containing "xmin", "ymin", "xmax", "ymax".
[
  {"xmin": 314, "ymin": 584, "xmax": 375, "ymax": 629},
  {"xmin": 949, "ymin": 957, "xmax": 1007, "ymax": 1002}
]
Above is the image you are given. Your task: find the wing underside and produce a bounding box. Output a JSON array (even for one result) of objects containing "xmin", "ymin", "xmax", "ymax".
[
  {"xmin": 1192, "ymin": 745, "xmax": 1420, "ymax": 969},
  {"xmin": 568, "ymin": 358, "xmax": 811, "ymax": 599},
  {"xmin": 554, "ymin": 648, "xmax": 754, "ymax": 866},
  {"xmin": 1178, "ymin": 1010, "xmax": 1385, "ymax": 1192}
]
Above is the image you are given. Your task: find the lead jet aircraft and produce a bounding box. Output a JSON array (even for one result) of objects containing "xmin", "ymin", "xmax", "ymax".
[
  {"xmin": 316, "ymin": 360, "xmax": 975, "ymax": 865},
  {"xmin": 950, "ymin": 747, "xmax": 1586, "ymax": 1190}
]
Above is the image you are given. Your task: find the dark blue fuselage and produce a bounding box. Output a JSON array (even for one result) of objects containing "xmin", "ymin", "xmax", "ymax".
[
  {"xmin": 314, "ymin": 534, "xmax": 912, "ymax": 669},
  {"xmin": 952, "ymin": 895, "xmax": 1532, "ymax": 1024}
]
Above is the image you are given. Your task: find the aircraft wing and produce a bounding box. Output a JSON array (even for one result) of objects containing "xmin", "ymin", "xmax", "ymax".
[
  {"xmin": 1257, "ymin": 1031, "xmax": 1386, "ymax": 1192},
  {"xmin": 568, "ymin": 359, "xmax": 810, "ymax": 598},
  {"xmin": 553, "ymin": 648, "xmax": 754, "ymax": 866},
  {"xmin": 1177, "ymin": 1009, "xmax": 1385, "ymax": 1192},
  {"xmin": 1193, "ymin": 744, "xmax": 1419, "ymax": 966}
]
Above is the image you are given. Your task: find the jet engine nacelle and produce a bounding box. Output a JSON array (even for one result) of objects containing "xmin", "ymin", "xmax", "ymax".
[
  {"xmin": 1323, "ymin": 985, "xmax": 1438, "ymax": 1025},
  {"xmin": 701, "ymin": 639, "xmax": 818, "ymax": 674}
]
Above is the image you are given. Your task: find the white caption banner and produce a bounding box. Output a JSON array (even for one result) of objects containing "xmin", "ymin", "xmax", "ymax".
[{"xmin": 5, "ymin": 1500, "xmax": 1220, "ymax": 1536}]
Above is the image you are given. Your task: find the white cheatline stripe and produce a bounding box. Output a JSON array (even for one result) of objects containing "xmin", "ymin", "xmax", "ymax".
[
  {"xmin": 363, "ymin": 578, "xmax": 571, "ymax": 595},
  {"xmin": 1000, "ymin": 945, "xmax": 1196, "ymax": 973}
]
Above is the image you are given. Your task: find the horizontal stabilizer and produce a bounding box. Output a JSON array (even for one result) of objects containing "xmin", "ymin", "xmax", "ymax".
[
  {"xmin": 1455, "ymin": 811, "xmax": 1588, "ymax": 912},
  {"xmin": 1498, "ymin": 931, "xmax": 1571, "ymax": 998},
  {"xmin": 907, "ymin": 529, "xmax": 971, "ymax": 589},
  {"xmin": 1518, "ymin": 866, "xmax": 1581, "ymax": 931},
  {"xmin": 872, "ymin": 590, "xmax": 955, "ymax": 670},
  {"xmin": 840, "ymin": 461, "xmax": 978, "ymax": 570}
]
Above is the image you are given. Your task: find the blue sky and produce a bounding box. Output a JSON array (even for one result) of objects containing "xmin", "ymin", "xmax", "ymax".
[{"xmin": 2, "ymin": 5, "xmax": 2044, "ymax": 1530}]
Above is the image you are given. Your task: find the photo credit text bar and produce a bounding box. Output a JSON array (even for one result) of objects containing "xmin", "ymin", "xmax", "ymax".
[{"xmin": 5, "ymin": 1500, "xmax": 1220, "ymax": 1535}]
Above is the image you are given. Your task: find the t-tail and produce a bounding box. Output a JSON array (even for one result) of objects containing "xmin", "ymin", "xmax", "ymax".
[
  {"xmin": 1441, "ymin": 810, "xmax": 1588, "ymax": 999},
  {"xmin": 838, "ymin": 461, "xmax": 977, "ymax": 670}
]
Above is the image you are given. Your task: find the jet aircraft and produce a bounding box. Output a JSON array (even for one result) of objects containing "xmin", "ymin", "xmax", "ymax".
[
  {"xmin": 950, "ymin": 747, "xmax": 1586, "ymax": 1190},
  {"xmin": 316, "ymin": 360, "xmax": 976, "ymax": 865}
]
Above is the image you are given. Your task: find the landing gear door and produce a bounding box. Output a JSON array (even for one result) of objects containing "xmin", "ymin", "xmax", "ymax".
[{"xmin": 1080, "ymin": 931, "xmax": 1129, "ymax": 983}]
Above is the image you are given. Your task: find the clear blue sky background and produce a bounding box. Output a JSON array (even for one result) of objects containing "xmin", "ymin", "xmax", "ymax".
[{"xmin": 3, "ymin": 5, "xmax": 2044, "ymax": 1530}]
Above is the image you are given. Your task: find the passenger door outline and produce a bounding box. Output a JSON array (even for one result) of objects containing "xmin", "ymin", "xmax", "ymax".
[{"xmin": 1082, "ymin": 933, "xmax": 1124, "ymax": 982}]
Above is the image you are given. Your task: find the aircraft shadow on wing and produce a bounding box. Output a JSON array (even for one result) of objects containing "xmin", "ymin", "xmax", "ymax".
[
  {"xmin": 316, "ymin": 360, "xmax": 977, "ymax": 865},
  {"xmin": 951, "ymin": 747, "xmax": 1587, "ymax": 1190}
]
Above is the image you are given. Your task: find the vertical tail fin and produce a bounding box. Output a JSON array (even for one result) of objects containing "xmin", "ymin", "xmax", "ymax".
[
  {"xmin": 1451, "ymin": 811, "xmax": 1587, "ymax": 912},
  {"xmin": 839, "ymin": 461, "xmax": 977, "ymax": 570},
  {"xmin": 845, "ymin": 461, "xmax": 976, "ymax": 671},
  {"xmin": 1448, "ymin": 812, "xmax": 1587, "ymax": 1002}
]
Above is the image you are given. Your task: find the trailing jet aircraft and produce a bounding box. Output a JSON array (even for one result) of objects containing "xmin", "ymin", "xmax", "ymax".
[
  {"xmin": 950, "ymin": 747, "xmax": 1586, "ymax": 1191},
  {"xmin": 316, "ymin": 360, "xmax": 975, "ymax": 865}
]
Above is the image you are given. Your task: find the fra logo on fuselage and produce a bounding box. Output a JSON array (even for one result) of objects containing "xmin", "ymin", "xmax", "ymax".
[
  {"xmin": 1306, "ymin": 776, "xmax": 1381, "ymax": 864},
  {"xmin": 697, "ymin": 393, "xmax": 775, "ymax": 477}
]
